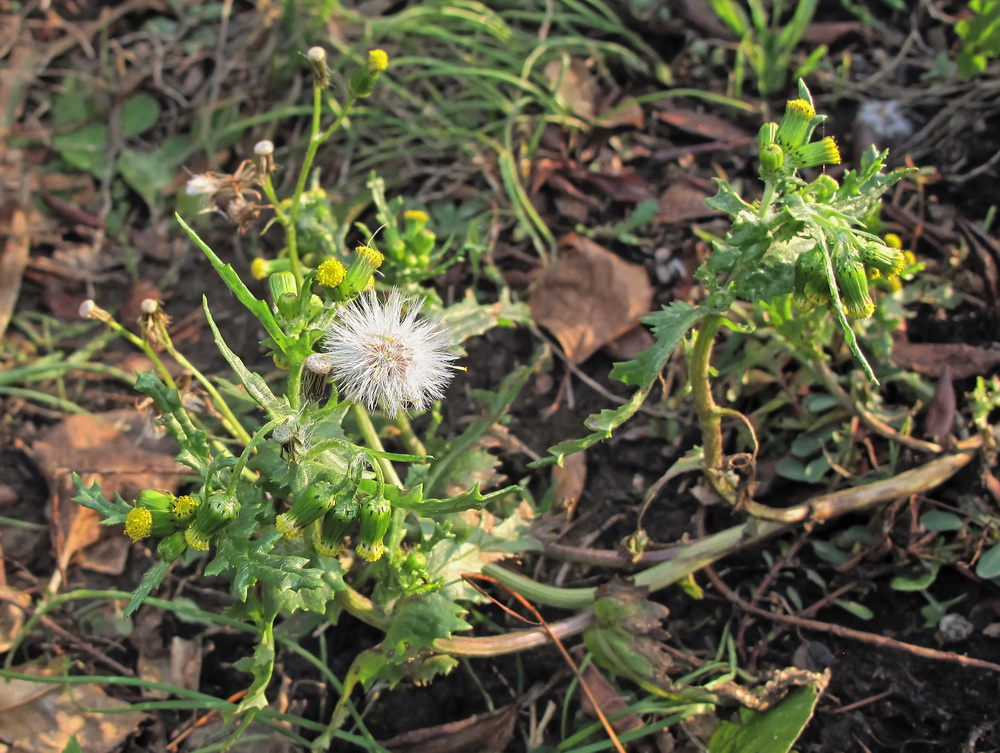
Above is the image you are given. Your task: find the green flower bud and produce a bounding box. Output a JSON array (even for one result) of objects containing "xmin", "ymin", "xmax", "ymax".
[
  {"xmin": 403, "ymin": 209, "xmax": 430, "ymax": 236},
  {"xmin": 184, "ymin": 493, "xmax": 240, "ymax": 551},
  {"xmin": 356, "ymin": 495, "xmax": 391, "ymax": 562},
  {"xmin": 834, "ymin": 256, "xmax": 875, "ymax": 319},
  {"xmin": 776, "ymin": 98, "xmax": 816, "ymax": 150},
  {"xmin": 157, "ymin": 531, "xmax": 188, "ymax": 563},
  {"xmin": 250, "ymin": 257, "xmax": 290, "ymax": 281},
  {"xmin": 759, "ymin": 143, "xmax": 785, "ymax": 177},
  {"xmin": 859, "ymin": 242, "xmax": 906, "ymax": 279},
  {"xmin": 269, "ymin": 271, "xmax": 299, "ymax": 319},
  {"xmin": 343, "ymin": 245, "xmax": 384, "ymax": 295},
  {"xmin": 314, "ymin": 508, "xmax": 354, "ymax": 558},
  {"xmin": 793, "ymin": 247, "xmax": 831, "ymax": 306},
  {"xmin": 788, "ymin": 137, "xmax": 841, "ymax": 169},
  {"xmin": 137, "ymin": 490, "xmax": 174, "ymax": 513},
  {"xmin": 276, "ymin": 482, "xmax": 339, "ymax": 538},
  {"xmin": 409, "ymin": 229, "xmax": 435, "ymax": 259}
]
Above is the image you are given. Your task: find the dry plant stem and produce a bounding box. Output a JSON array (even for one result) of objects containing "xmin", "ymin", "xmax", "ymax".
[
  {"xmin": 704, "ymin": 565, "xmax": 1000, "ymax": 674},
  {"xmin": 810, "ymin": 355, "xmax": 942, "ymax": 454},
  {"xmin": 690, "ymin": 314, "xmax": 736, "ymax": 501},
  {"xmin": 439, "ymin": 441, "xmax": 982, "ymax": 656}
]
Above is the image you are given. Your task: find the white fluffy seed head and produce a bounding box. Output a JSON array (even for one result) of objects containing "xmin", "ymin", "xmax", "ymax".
[{"xmin": 323, "ymin": 289, "xmax": 459, "ymax": 417}]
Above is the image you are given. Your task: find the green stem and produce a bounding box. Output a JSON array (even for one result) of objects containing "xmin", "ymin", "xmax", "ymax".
[
  {"xmin": 758, "ymin": 178, "xmax": 777, "ymax": 218},
  {"xmin": 689, "ymin": 314, "xmax": 734, "ymax": 500},
  {"xmin": 350, "ymin": 403, "xmax": 407, "ymax": 553},
  {"xmin": 394, "ymin": 413, "xmax": 427, "ymax": 457}
]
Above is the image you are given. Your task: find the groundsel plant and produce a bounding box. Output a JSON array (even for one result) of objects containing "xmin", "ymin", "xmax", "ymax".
[
  {"xmin": 71, "ymin": 45, "xmax": 529, "ymax": 743},
  {"xmin": 540, "ymin": 81, "xmax": 916, "ymax": 507}
]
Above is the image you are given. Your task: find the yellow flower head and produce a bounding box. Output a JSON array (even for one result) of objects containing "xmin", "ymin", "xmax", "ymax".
[
  {"xmin": 125, "ymin": 507, "xmax": 153, "ymax": 541},
  {"xmin": 317, "ymin": 259, "xmax": 347, "ymax": 288},
  {"xmin": 369, "ymin": 49, "xmax": 389, "ymax": 72}
]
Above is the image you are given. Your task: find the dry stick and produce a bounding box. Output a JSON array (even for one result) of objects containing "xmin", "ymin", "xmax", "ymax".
[
  {"xmin": 703, "ymin": 566, "xmax": 1000, "ymax": 674},
  {"xmin": 440, "ymin": 439, "xmax": 984, "ymax": 657}
]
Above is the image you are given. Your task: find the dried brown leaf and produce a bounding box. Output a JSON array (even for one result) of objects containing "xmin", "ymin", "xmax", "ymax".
[
  {"xmin": 529, "ymin": 233, "xmax": 653, "ymax": 364},
  {"xmin": 29, "ymin": 413, "xmax": 186, "ymax": 574},
  {"xmin": 380, "ymin": 703, "xmax": 518, "ymax": 753},
  {"xmin": 658, "ymin": 180, "xmax": 723, "ymax": 224},
  {"xmin": 654, "ymin": 108, "xmax": 752, "ymax": 144},
  {"xmin": 0, "ymin": 659, "xmax": 147, "ymax": 752},
  {"xmin": 551, "ymin": 451, "xmax": 587, "ymax": 517},
  {"xmin": 0, "ymin": 204, "xmax": 31, "ymax": 340},
  {"xmin": 578, "ymin": 661, "xmax": 644, "ymax": 734},
  {"xmin": 891, "ymin": 341, "xmax": 1000, "ymax": 379},
  {"xmin": 924, "ymin": 365, "xmax": 956, "ymax": 442}
]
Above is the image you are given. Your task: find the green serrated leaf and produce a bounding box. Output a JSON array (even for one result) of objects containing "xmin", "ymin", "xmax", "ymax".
[
  {"xmin": 533, "ymin": 383, "xmax": 653, "ymax": 466},
  {"xmin": 439, "ymin": 288, "xmax": 532, "ymax": 345},
  {"xmin": 124, "ymin": 559, "xmax": 171, "ymax": 618},
  {"xmin": 71, "ymin": 473, "xmax": 131, "ymax": 525},
  {"xmin": 707, "ymin": 683, "xmax": 825, "ymax": 753},
  {"xmin": 611, "ymin": 302, "xmax": 711, "ymax": 387}
]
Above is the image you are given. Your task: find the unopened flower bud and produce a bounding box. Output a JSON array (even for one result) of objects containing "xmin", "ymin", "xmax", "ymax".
[
  {"xmin": 356, "ymin": 494, "xmax": 391, "ymax": 562},
  {"xmin": 276, "ymin": 483, "xmax": 339, "ymax": 538},
  {"xmin": 834, "ymin": 255, "xmax": 875, "ymax": 319},
  {"xmin": 157, "ymin": 531, "xmax": 188, "ymax": 563},
  {"xmin": 184, "ymin": 493, "xmax": 239, "ymax": 551},
  {"xmin": 250, "ymin": 257, "xmax": 291, "ymax": 280},
  {"xmin": 776, "ymin": 98, "xmax": 816, "ymax": 150},
  {"xmin": 860, "ymin": 242, "xmax": 906, "ymax": 279},
  {"xmin": 343, "ymin": 245, "xmax": 384, "ymax": 295},
  {"xmin": 269, "ymin": 271, "xmax": 299, "ymax": 319}
]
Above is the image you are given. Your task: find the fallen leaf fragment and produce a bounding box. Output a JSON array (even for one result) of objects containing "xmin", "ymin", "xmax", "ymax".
[
  {"xmin": 0, "ymin": 659, "xmax": 147, "ymax": 753},
  {"xmin": 654, "ymin": 108, "xmax": 752, "ymax": 144},
  {"xmin": 529, "ymin": 233, "xmax": 653, "ymax": 364},
  {"xmin": 28, "ymin": 413, "xmax": 187, "ymax": 576},
  {"xmin": 578, "ymin": 660, "xmax": 644, "ymax": 734},
  {"xmin": 924, "ymin": 365, "xmax": 956, "ymax": 442},
  {"xmin": 891, "ymin": 341, "xmax": 1000, "ymax": 379},
  {"xmin": 551, "ymin": 451, "xmax": 587, "ymax": 517},
  {"xmin": 380, "ymin": 703, "xmax": 518, "ymax": 753},
  {"xmin": 0, "ymin": 203, "xmax": 31, "ymax": 340},
  {"xmin": 658, "ymin": 179, "xmax": 723, "ymax": 224}
]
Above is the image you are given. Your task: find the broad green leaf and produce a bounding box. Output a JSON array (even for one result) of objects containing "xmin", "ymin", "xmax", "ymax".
[
  {"xmin": 121, "ymin": 93, "xmax": 161, "ymax": 137},
  {"xmin": 117, "ymin": 148, "xmax": 174, "ymax": 211},
  {"xmin": 707, "ymin": 683, "xmax": 825, "ymax": 753},
  {"xmin": 833, "ymin": 599, "xmax": 874, "ymax": 621},
  {"xmin": 810, "ymin": 540, "xmax": 851, "ymax": 566},
  {"xmin": 52, "ymin": 123, "xmax": 108, "ymax": 175},
  {"xmin": 60, "ymin": 737, "xmax": 84, "ymax": 753},
  {"xmin": 919, "ymin": 510, "xmax": 965, "ymax": 532},
  {"xmin": 610, "ymin": 301, "xmax": 711, "ymax": 386},
  {"xmin": 977, "ymin": 543, "xmax": 1000, "ymax": 579},
  {"xmin": 890, "ymin": 563, "xmax": 939, "ymax": 591}
]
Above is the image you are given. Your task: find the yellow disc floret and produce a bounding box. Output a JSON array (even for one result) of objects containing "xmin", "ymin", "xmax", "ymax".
[
  {"xmin": 368, "ymin": 49, "xmax": 389, "ymax": 72},
  {"xmin": 317, "ymin": 259, "xmax": 347, "ymax": 288},
  {"xmin": 125, "ymin": 507, "xmax": 153, "ymax": 541}
]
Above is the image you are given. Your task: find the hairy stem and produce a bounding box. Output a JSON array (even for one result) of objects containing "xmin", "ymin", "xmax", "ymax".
[{"xmin": 689, "ymin": 314, "xmax": 735, "ymax": 501}]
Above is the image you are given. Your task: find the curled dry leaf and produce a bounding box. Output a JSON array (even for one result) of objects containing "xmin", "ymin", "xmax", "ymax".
[
  {"xmin": 551, "ymin": 451, "xmax": 587, "ymax": 517},
  {"xmin": 529, "ymin": 233, "xmax": 653, "ymax": 364},
  {"xmin": 578, "ymin": 659, "xmax": 644, "ymax": 735},
  {"xmin": 924, "ymin": 365, "xmax": 956, "ymax": 442}
]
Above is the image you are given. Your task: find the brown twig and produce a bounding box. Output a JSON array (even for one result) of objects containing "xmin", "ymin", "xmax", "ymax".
[{"xmin": 704, "ymin": 566, "xmax": 1000, "ymax": 674}]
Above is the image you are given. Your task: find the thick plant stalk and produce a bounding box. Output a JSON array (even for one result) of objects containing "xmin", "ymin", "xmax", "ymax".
[
  {"xmin": 689, "ymin": 314, "xmax": 737, "ymax": 501},
  {"xmin": 436, "ymin": 438, "xmax": 981, "ymax": 656}
]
